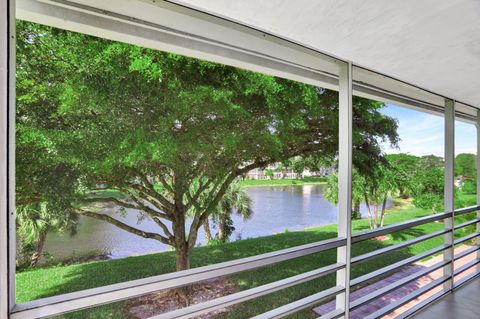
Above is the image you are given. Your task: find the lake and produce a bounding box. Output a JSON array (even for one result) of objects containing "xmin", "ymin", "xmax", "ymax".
[{"xmin": 43, "ymin": 184, "xmax": 392, "ymax": 260}]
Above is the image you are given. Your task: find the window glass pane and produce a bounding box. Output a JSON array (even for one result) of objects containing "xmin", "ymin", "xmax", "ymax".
[
  {"xmin": 15, "ymin": 20, "xmax": 341, "ymax": 318},
  {"xmin": 349, "ymin": 65, "xmax": 449, "ymax": 318},
  {"xmin": 453, "ymin": 109, "xmax": 478, "ymax": 285}
]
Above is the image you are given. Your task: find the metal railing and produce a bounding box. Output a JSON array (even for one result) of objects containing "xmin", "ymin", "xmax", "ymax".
[{"xmin": 10, "ymin": 205, "xmax": 480, "ymax": 319}]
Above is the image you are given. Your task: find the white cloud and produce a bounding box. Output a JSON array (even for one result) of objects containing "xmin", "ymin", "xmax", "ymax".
[{"xmin": 380, "ymin": 104, "xmax": 476, "ymax": 157}]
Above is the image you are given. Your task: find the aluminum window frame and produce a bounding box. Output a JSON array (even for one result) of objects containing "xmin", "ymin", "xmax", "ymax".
[{"xmin": 2, "ymin": 1, "xmax": 480, "ymax": 319}]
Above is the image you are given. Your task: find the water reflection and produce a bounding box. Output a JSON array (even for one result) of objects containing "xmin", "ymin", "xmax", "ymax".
[{"xmin": 43, "ymin": 185, "xmax": 392, "ymax": 260}]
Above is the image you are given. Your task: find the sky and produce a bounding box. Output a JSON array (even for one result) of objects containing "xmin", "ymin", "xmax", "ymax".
[{"xmin": 379, "ymin": 104, "xmax": 476, "ymax": 157}]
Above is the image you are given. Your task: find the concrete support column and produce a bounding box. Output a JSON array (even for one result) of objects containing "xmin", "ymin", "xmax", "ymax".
[
  {"xmin": 335, "ymin": 61, "xmax": 353, "ymax": 318},
  {"xmin": 443, "ymin": 99, "xmax": 455, "ymax": 291}
]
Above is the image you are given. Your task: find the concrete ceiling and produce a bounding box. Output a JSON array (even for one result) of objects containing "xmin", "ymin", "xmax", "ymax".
[{"xmin": 174, "ymin": 0, "xmax": 480, "ymax": 109}]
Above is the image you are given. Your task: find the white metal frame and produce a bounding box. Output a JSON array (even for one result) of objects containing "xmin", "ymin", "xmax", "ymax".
[
  {"xmin": 335, "ymin": 61, "xmax": 353, "ymax": 319},
  {"xmin": 0, "ymin": 1, "xmax": 9, "ymax": 318},
  {"xmin": 2, "ymin": 0, "xmax": 480, "ymax": 319},
  {"xmin": 1, "ymin": 1, "xmax": 15, "ymax": 319},
  {"xmin": 477, "ymin": 110, "xmax": 480, "ymax": 273},
  {"xmin": 443, "ymin": 99, "xmax": 455, "ymax": 291}
]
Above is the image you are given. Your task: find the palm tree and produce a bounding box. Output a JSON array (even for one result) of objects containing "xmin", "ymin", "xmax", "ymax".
[
  {"xmin": 324, "ymin": 167, "xmax": 399, "ymax": 229},
  {"xmin": 203, "ymin": 180, "xmax": 253, "ymax": 242},
  {"xmin": 324, "ymin": 170, "xmax": 365, "ymax": 221},
  {"xmin": 16, "ymin": 202, "xmax": 77, "ymax": 268}
]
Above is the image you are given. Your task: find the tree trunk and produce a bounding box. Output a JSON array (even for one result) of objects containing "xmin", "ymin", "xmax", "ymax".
[
  {"xmin": 380, "ymin": 196, "xmax": 387, "ymax": 228},
  {"xmin": 203, "ymin": 218, "xmax": 213, "ymax": 242},
  {"xmin": 218, "ymin": 217, "xmax": 226, "ymax": 241},
  {"xmin": 175, "ymin": 244, "xmax": 190, "ymax": 272},
  {"xmin": 172, "ymin": 215, "xmax": 192, "ymax": 306},
  {"xmin": 373, "ymin": 203, "xmax": 379, "ymax": 228},
  {"xmin": 30, "ymin": 229, "xmax": 48, "ymax": 268},
  {"xmin": 364, "ymin": 196, "xmax": 374, "ymax": 229},
  {"xmin": 353, "ymin": 200, "xmax": 361, "ymax": 220},
  {"xmin": 174, "ymin": 243, "xmax": 191, "ymax": 306},
  {"xmin": 172, "ymin": 212, "xmax": 190, "ymax": 272}
]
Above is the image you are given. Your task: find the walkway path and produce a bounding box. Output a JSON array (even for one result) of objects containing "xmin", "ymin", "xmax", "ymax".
[{"xmin": 313, "ymin": 245, "xmax": 478, "ymax": 318}]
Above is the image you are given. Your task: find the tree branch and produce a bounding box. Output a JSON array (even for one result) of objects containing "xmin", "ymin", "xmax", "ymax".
[
  {"xmin": 81, "ymin": 197, "xmax": 140, "ymax": 210},
  {"xmin": 185, "ymin": 178, "xmax": 211, "ymax": 211},
  {"xmin": 129, "ymin": 171, "xmax": 175, "ymax": 213},
  {"xmin": 121, "ymin": 188, "xmax": 172, "ymax": 221},
  {"xmin": 76, "ymin": 209, "xmax": 171, "ymax": 245}
]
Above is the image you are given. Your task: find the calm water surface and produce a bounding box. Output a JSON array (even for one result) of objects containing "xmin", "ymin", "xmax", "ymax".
[{"xmin": 43, "ymin": 185, "xmax": 392, "ymax": 260}]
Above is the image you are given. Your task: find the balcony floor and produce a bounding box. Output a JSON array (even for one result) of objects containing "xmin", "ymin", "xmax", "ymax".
[{"xmin": 411, "ymin": 276, "xmax": 480, "ymax": 319}]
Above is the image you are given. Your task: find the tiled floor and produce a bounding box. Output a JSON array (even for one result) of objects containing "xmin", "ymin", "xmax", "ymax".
[
  {"xmin": 313, "ymin": 245, "xmax": 478, "ymax": 318},
  {"xmin": 411, "ymin": 277, "xmax": 480, "ymax": 319}
]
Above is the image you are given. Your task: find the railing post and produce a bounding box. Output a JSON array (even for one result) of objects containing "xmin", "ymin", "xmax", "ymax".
[
  {"xmin": 476, "ymin": 110, "xmax": 480, "ymax": 272},
  {"xmin": 443, "ymin": 99, "xmax": 455, "ymax": 291},
  {"xmin": 335, "ymin": 61, "xmax": 352, "ymax": 318}
]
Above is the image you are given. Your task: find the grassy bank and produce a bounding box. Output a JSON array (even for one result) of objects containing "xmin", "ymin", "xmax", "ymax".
[
  {"xmin": 239, "ymin": 176, "xmax": 327, "ymax": 187},
  {"xmin": 16, "ymin": 196, "xmax": 477, "ymax": 318}
]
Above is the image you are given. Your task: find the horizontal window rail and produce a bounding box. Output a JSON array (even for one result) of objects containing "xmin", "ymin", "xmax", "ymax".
[
  {"xmin": 352, "ymin": 211, "xmax": 452, "ymax": 243},
  {"xmin": 455, "ymin": 205, "xmax": 479, "ymax": 216},
  {"xmin": 453, "ymin": 232, "xmax": 480, "ymax": 245},
  {"xmin": 453, "ymin": 258, "xmax": 480, "ymax": 277},
  {"xmin": 454, "ymin": 218, "xmax": 480, "ymax": 230},
  {"xmin": 250, "ymin": 286, "xmax": 344, "ymax": 319},
  {"xmin": 363, "ymin": 275, "xmax": 449, "ymax": 319},
  {"xmin": 453, "ymin": 270, "xmax": 480, "ymax": 289},
  {"xmin": 351, "ymin": 229, "xmax": 448, "ymax": 265},
  {"xmin": 350, "ymin": 259, "xmax": 449, "ymax": 310},
  {"xmin": 11, "ymin": 237, "xmax": 345, "ymax": 319},
  {"xmin": 453, "ymin": 245, "xmax": 480, "ymax": 261},
  {"xmin": 314, "ymin": 308, "xmax": 344, "ymax": 319},
  {"xmin": 393, "ymin": 290, "xmax": 446, "ymax": 319},
  {"xmin": 148, "ymin": 262, "xmax": 344, "ymax": 319},
  {"xmin": 351, "ymin": 244, "xmax": 448, "ymax": 287}
]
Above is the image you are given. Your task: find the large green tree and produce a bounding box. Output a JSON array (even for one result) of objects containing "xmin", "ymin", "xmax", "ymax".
[
  {"xmin": 17, "ymin": 22, "xmax": 399, "ymax": 273},
  {"xmin": 412, "ymin": 167, "xmax": 444, "ymax": 213},
  {"xmin": 16, "ymin": 22, "xmax": 82, "ymax": 267},
  {"xmin": 385, "ymin": 153, "xmax": 419, "ymax": 198}
]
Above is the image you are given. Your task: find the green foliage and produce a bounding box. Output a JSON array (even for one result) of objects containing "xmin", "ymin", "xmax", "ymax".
[
  {"xmin": 16, "ymin": 21, "xmax": 399, "ymax": 271},
  {"xmin": 412, "ymin": 167, "xmax": 444, "ymax": 213},
  {"xmin": 385, "ymin": 153, "xmax": 420, "ymax": 175},
  {"xmin": 16, "ymin": 202, "xmax": 77, "ymax": 268},
  {"xmin": 211, "ymin": 181, "xmax": 253, "ymax": 242},
  {"xmin": 461, "ymin": 179, "xmax": 476, "ymax": 195},
  {"xmin": 418, "ymin": 155, "xmax": 444, "ymax": 170},
  {"xmin": 15, "ymin": 21, "xmax": 83, "ymax": 267},
  {"xmin": 385, "ymin": 153, "xmax": 420, "ymax": 198},
  {"xmin": 289, "ymin": 156, "xmax": 329, "ymax": 176},
  {"xmin": 455, "ymin": 153, "xmax": 476, "ymax": 178},
  {"xmin": 324, "ymin": 164, "xmax": 402, "ymax": 228},
  {"xmin": 412, "ymin": 193, "xmax": 444, "ymax": 214},
  {"xmin": 265, "ymin": 169, "xmax": 274, "ymax": 179}
]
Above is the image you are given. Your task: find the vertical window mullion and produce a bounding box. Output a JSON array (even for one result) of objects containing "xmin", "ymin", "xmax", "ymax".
[
  {"xmin": 443, "ymin": 99, "xmax": 455, "ymax": 291},
  {"xmin": 476, "ymin": 110, "xmax": 480, "ymax": 273},
  {"xmin": 0, "ymin": 0, "xmax": 14, "ymax": 318},
  {"xmin": 336, "ymin": 61, "xmax": 352, "ymax": 319}
]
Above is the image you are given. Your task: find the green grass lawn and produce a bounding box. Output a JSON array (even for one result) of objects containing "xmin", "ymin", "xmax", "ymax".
[
  {"xmin": 15, "ymin": 196, "xmax": 478, "ymax": 319},
  {"xmin": 239, "ymin": 176, "xmax": 327, "ymax": 187}
]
